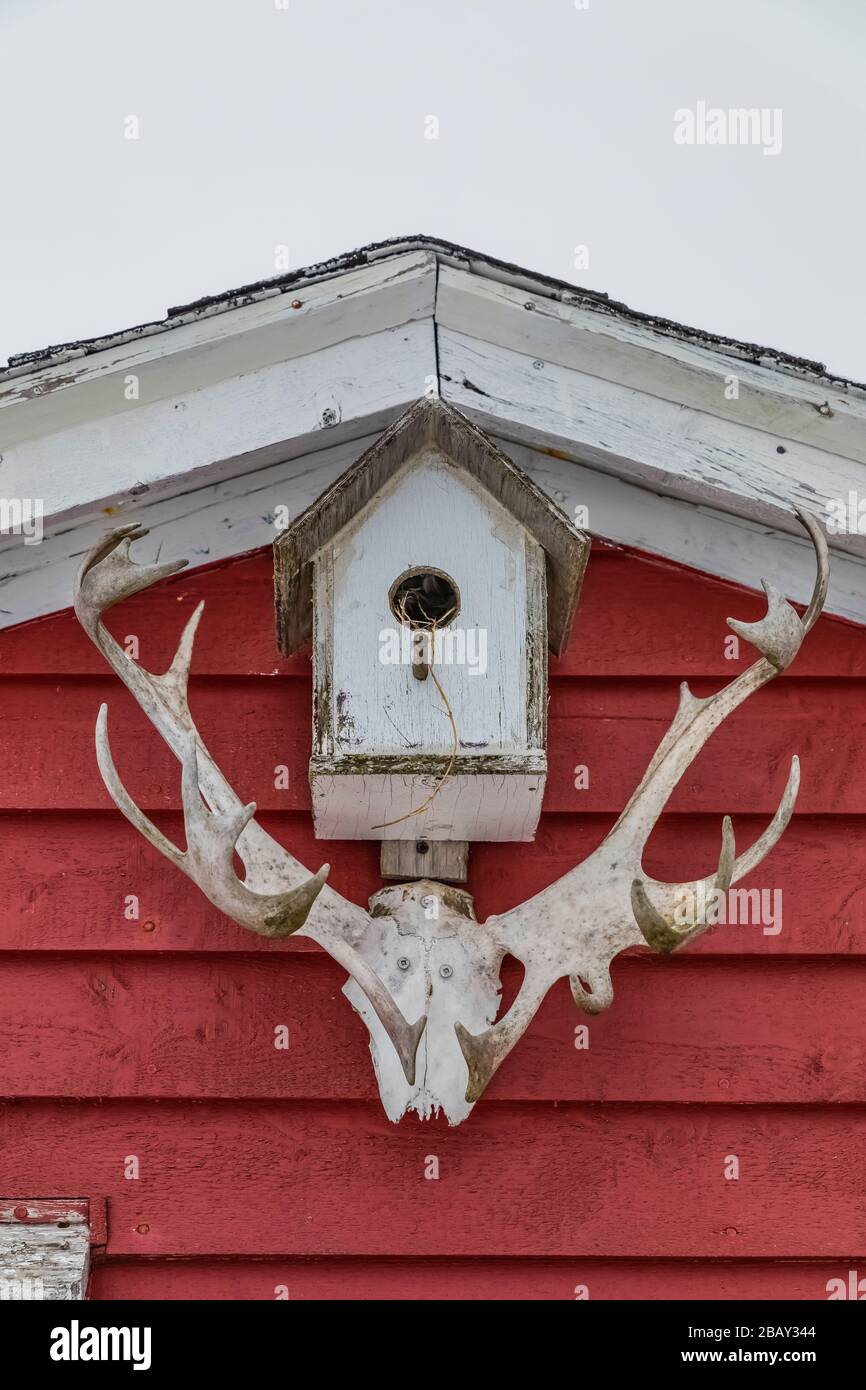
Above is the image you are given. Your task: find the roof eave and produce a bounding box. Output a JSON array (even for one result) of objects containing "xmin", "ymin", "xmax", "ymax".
[{"xmin": 3, "ymin": 234, "xmax": 863, "ymax": 395}]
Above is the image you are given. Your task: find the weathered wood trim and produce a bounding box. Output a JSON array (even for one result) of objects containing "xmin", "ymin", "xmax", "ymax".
[
  {"xmin": 0, "ymin": 1199, "xmax": 92, "ymax": 1300},
  {"xmin": 0, "ymin": 251, "xmax": 436, "ymax": 448},
  {"xmin": 524, "ymin": 533, "xmax": 548, "ymax": 750},
  {"xmin": 4, "ymin": 237, "xmax": 866, "ymax": 633},
  {"xmin": 3, "ymin": 239, "xmax": 866, "ymax": 634},
  {"xmin": 436, "ymin": 263, "xmax": 866, "ymax": 465},
  {"xmin": 311, "ymin": 547, "xmax": 335, "ymax": 759},
  {"xmin": 439, "ymin": 327, "xmax": 866, "ymax": 563},
  {"xmin": 501, "ymin": 436, "xmax": 866, "ymax": 627},
  {"xmin": 380, "ymin": 840, "xmax": 469, "ymax": 883},
  {"xmin": 0, "ymin": 431, "xmax": 379, "ymax": 629},
  {"xmin": 310, "ymin": 752, "xmax": 547, "ymax": 776},
  {"xmin": 2, "ymin": 429, "xmax": 865, "ymax": 632},
  {"xmin": 310, "ymin": 764, "xmax": 548, "ymax": 842},
  {"xmin": 1, "ymin": 320, "xmax": 435, "ymax": 526}
]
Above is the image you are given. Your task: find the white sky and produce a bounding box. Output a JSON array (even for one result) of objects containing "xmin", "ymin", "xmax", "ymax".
[{"xmin": 1, "ymin": 0, "xmax": 864, "ymax": 378}]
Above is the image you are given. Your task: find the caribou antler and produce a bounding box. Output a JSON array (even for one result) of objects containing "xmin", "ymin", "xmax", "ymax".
[
  {"xmin": 455, "ymin": 509, "xmax": 829, "ymax": 1102},
  {"xmin": 72, "ymin": 511, "xmax": 828, "ymax": 1119},
  {"xmin": 74, "ymin": 525, "xmax": 426, "ymax": 1083}
]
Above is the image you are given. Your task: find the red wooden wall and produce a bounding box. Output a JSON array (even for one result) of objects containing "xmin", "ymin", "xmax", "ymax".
[{"xmin": 1, "ymin": 539, "xmax": 865, "ymax": 1301}]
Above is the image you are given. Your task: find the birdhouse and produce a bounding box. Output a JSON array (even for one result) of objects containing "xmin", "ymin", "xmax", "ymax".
[{"xmin": 274, "ymin": 398, "xmax": 589, "ymax": 854}]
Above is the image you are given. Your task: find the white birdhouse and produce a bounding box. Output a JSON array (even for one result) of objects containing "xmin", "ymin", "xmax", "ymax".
[{"xmin": 274, "ymin": 399, "xmax": 589, "ymax": 853}]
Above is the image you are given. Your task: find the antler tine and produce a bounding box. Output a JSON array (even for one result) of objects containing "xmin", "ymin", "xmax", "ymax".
[
  {"xmin": 455, "ymin": 968, "xmax": 552, "ymax": 1104},
  {"xmin": 455, "ymin": 950, "xmax": 616, "ymax": 1104},
  {"xmin": 632, "ymin": 755, "xmax": 800, "ymax": 954},
  {"xmin": 731, "ymin": 754, "xmax": 800, "ymax": 880},
  {"xmin": 97, "ymin": 706, "xmax": 328, "ymax": 938},
  {"xmin": 631, "ymin": 815, "xmax": 735, "ymax": 954},
  {"xmin": 74, "ymin": 523, "xmax": 189, "ymax": 639},
  {"xmin": 177, "ymin": 727, "xmax": 329, "ymax": 938},
  {"xmin": 95, "ymin": 702, "xmax": 186, "ymax": 873},
  {"xmin": 76, "ymin": 528, "xmax": 214, "ymax": 771},
  {"xmin": 76, "ymin": 527, "xmax": 426, "ymax": 1083},
  {"xmin": 794, "ymin": 507, "xmax": 830, "ymax": 636}
]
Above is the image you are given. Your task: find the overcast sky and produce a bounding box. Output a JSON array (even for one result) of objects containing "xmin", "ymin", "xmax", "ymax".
[{"xmin": 2, "ymin": 0, "xmax": 864, "ymax": 379}]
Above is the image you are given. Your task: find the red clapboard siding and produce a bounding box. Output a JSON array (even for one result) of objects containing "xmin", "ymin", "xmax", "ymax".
[
  {"xmin": 2, "ymin": 811, "xmax": 864, "ymax": 955},
  {"xmin": 1, "ymin": 677, "xmax": 863, "ymax": 813},
  {"xmin": 4, "ymin": 543, "xmax": 864, "ymax": 678},
  {"xmin": 1, "ymin": 539, "xmax": 865, "ymax": 1298},
  {"xmin": 2, "ymin": 1101, "xmax": 866, "ymax": 1258},
  {"xmin": 88, "ymin": 1258, "xmax": 855, "ymax": 1302},
  {"xmin": 2, "ymin": 955, "xmax": 866, "ymax": 1104}
]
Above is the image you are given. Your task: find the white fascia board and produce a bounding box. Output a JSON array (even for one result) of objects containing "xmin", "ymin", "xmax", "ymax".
[
  {"xmin": 0, "ymin": 250, "xmax": 437, "ymax": 508},
  {"xmin": 0, "ymin": 249, "xmax": 435, "ymax": 444},
  {"xmin": 504, "ymin": 437, "xmax": 866, "ymax": 629},
  {"xmin": 3, "ymin": 242, "xmax": 862, "ymax": 537},
  {"xmin": 0, "ymin": 431, "xmax": 379, "ymax": 629},
  {"xmin": 1, "ymin": 243, "xmax": 865, "ymax": 628},
  {"xmin": 4, "ymin": 318, "xmax": 434, "ymax": 524},
  {"xmin": 438, "ymin": 327, "xmax": 866, "ymax": 563},
  {"xmin": 436, "ymin": 264, "xmax": 866, "ymax": 465},
  {"xmin": 2, "ymin": 430, "xmax": 864, "ymax": 632}
]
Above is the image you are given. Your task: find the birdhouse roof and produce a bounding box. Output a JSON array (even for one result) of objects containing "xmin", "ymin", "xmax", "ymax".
[{"xmin": 273, "ymin": 397, "xmax": 590, "ymax": 657}]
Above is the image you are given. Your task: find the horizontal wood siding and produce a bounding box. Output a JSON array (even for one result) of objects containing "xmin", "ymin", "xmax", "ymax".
[
  {"xmin": 1, "ymin": 542, "xmax": 864, "ymax": 1298},
  {"xmin": 88, "ymin": 1258, "xmax": 857, "ymax": 1302},
  {"xmin": 3, "ymin": 1102, "xmax": 866, "ymax": 1258}
]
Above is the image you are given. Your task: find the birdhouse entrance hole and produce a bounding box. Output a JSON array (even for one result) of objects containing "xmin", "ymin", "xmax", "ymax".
[{"xmin": 389, "ymin": 567, "xmax": 460, "ymax": 629}]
